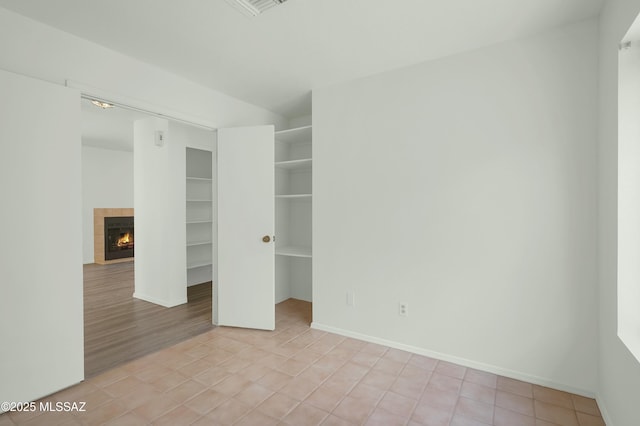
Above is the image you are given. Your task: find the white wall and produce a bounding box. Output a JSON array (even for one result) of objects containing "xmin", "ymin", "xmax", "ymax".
[
  {"xmin": 598, "ymin": 1, "xmax": 640, "ymax": 425},
  {"xmin": 313, "ymin": 19, "xmax": 599, "ymax": 395},
  {"xmin": 0, "ymin": 69, "xmax": 84, "ymax": 405},
  {"xmin": 81, "ymin": 146, "xmax": 133, "ymax": 264},
  {"xmin": 133, "ymin": 118, "xmax": 186, "ymax": 307}
]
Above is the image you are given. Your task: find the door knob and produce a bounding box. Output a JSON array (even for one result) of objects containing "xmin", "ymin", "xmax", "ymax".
[{"xmin": 262, "ymin": 235, "xmax": 271, "ymax": 243}]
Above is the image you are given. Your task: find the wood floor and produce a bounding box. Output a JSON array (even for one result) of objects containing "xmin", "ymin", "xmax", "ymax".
[{"xmin": 83, "ymin": 262, "xmax": 214, "ymax": 378}]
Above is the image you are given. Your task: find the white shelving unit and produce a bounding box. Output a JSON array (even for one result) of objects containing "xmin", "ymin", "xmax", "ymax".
[
  {"xmin": 275, "ymin": 125, "xmax": 312, "ymax": 302},
  {"xmin": 186, "ymin": 148, "xmax": 213, "ymax": 287}
]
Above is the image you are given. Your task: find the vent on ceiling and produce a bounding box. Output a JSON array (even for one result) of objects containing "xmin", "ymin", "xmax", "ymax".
[{"xmin": 225, "ymin": 0, "xmax": 288, "ymax": 17}]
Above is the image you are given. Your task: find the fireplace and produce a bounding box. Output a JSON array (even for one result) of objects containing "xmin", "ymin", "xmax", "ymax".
[{"xmin": 104, "ymin": 216, "xmax": 134, "ymax": 260}]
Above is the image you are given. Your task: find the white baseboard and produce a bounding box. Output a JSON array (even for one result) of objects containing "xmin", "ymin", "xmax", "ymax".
[
  {"xmin": 311, "ymin": 321, "xmax": 596, "ymax": 399},
  {"xmin": 133, "ymin": 292, "xmax": 187, "ymax": 308},
  {"xmin": 595, "ymin": 393, "xmax": 614, "ymax": 426}
]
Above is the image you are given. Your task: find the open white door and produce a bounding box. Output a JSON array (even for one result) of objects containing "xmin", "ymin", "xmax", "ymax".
[
  {"xmin": 0, "ymin": 70, "xmax": 83, "ymax": 406},
  {"xmin": 217, "ymin": 126, "xmax": 275, "ymax": 330}
]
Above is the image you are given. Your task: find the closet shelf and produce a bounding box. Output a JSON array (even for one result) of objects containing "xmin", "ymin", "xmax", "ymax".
[
  {"xmin": 186, "ymin": 199, "xmax": 212, "ymax": 202},
  {"xmin": 187, "ymin": 261, "xmax": 213, "ymax": 270},
  {"xmin": 186, "ymin": 176, "xmax": 212, "ymax": 182},
  {"xmin": 186, "ymin": 220, "xmax": 212, "ymax": 224},
  {"xmin": 187, "ymin": 241, "xmax": 212, "ymax": 247},
  {"xmin": 276, "ymin": 246, "xmax": 312, "ymax": 258},
  {"xmin": 276, "ymin": 194, "xmax": 312, "ymax": 199},
  {"xmin": 275, "ymin": 158, "xmax": 312, "ymax": 169}
]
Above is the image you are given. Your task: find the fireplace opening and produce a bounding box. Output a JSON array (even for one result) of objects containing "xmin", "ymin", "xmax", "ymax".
[{"xmin": 104, "ymin": 216, "xmax": 134, "ymax": 261}]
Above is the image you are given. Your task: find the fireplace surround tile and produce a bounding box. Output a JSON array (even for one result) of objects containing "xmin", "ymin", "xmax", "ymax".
[{"xmin": 94, "ymin": 208, "xmax": 134, "ymax": 265}]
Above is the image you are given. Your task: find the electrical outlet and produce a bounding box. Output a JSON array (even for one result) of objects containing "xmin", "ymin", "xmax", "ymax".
[
  {"xmin": 399, "ymin": 302, "xmax": 408, "ymax": 317},
  {"xmin": 347, "ymin": 291, "xmax": 355, "ymax": 307}
]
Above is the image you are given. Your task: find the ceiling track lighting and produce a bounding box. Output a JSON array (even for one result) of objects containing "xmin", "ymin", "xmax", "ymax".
[{"xmin": 91, "ymin": 100, "xmax": 115, "ymax": 109}]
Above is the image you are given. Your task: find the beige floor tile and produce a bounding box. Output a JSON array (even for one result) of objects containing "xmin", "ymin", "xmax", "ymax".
[
  {"xmin": 175, "ymin": 359, "xmax": 214, "ymax": 377},
  {"xmin": 383, "ymin": 348, "xmax": 412, "ymax": 363},
  {"xmin": 17, "ymin": 299, "xmax": 606, "ymax": 426},
  {"xmin": 450, "ymin": 413, "xmax": 492, "ymax": 425},
  {"xmin": 320, "ymin": 375, "xmax": 358, "ymax": 397},
  {"xmin": 102, "ymin": 376, "xmax": 145, "ymax": 398},
  {"xmin": 399, "ymin": 363, "xmax": 432, "ymax": 382},
  {"xmin": 233, "ymin": 409, "xmax": 278, "ymax": 426},
  {"xmin": 332, "ymin": 395, "xmax": 377, "ymax": 424},
  {"xmin": 211, "ymin": 374, "xmax": 251, "ymax": 397},
  {"xmin": 133, "ymin": 365, "xmax": 173, "ymax": 384},
  {"xmin": 534, "ymin": 400, "xmax": 579, "ymax": 426},
  {"xmin": 349, "ymin": 383, "xmax": 383, "ymax": 401},
  {"xmin": 132, "ymin": 393, "xmax": 178, "ymax": 422},
  {"xmin": 76, "ymin": 399, "xmax": 129, "ymax": 425},
  {"xmin": 460, "ymin": 381, "xmax": 496, "ymax": 405},
  {"xmin": 336, "ymin": 362, "xmax": 370, "ymax": 381},
  {"xmin": 149, "ymin": 405, "xmax": 201, "ymax": 426},
  {"xmin": 536, "ymin": 419, "xmax": 561, "ymax": 426},
  {"xmin": 427, "ymin": 372, "xmax": 463, "ymax": 394},
  {"xmin": 420, "ymin": 388, "xmax": 459, "ymax": 412},
  {"xmin": 571, "ymin": 394, "xmax": 601, "ymax": 417},
  {"xmin": 192, "ymin": 366, "xmax": 230, "ymax": 387},
  {"xmin": 494, "ymin": 406, "xmax": 535, "ymax": 426},
  {"xmin": 321, "ymin": 413, "xmax": 355, "ymax": 426},
  {"xmin": 276, "ymin": 358, "xmax": 309, "ymax": 376},
  {"xmin": 0, "ymin": 414, "xmax": 14, "ymax": 426},
  {"xmin": 377, "ymin": 391, "xmax": 417, "ymax": 418},
  {"xmin": 497, "ymin": 376, "xmax": 534, "ymax": 398},
  {"xmin": 360, "ymin": 343, "xmax": 389, "ymax": 357},
  {"xmin": 455, "ymin": 396, "xmax": 494, "ymax": 424},
  {"xmin": 279, "ymin": 375, "xmax": 321, "ymax": 401},
  {"xmin": 256, "ymin": 392, "xmax": 299, "ymax": 419},
  {"xmin": 117, "ymin": 383, "xmax": 161, "ymax": 410},
  {"xmin": 163, "ymin": 379, "xmax": 207, "ymax": 404},
  {"xmin": 103, "ymin": 411, "xmax": 148, "ymax": 426},
  {"xmin": 149, "ymin": 370, "xmax": 189, "ymax": 393},
  {"xmin": 183, "ymin": 389, "xmax": 228, "ymax": 415},
  {"xmin": 258, "ymin": 370, "xmax": 294, "ymax": 391},
  {"xmin": 372, "ymin": 358, "xmax": 405, "ymax": 376},
  {"xmin": 411, "ymin": 401, "xmax": 453, "ymax": 425},
  {"xmin": 365, "ymin": 406, "xmax": 407, "ymax": 426},
  {"xmin": 218, "ymin": 356, "xmax": 251, "ymax": 373},
  {"xmin": 464, "ymin": 369, "xmax": 498, "ymax": 389},
  {"xmin": 408, "ymin": 354, "xmax": 439, "ymax": 371},
  {"xmin": 88, "ymin": 368, "xmax": 130, "ymax": 388},
  {"xmin": 435, "ymin": 361, "xmax": 468, "ymax": 379},
  {"xmin": 292, "ymin": 348, "xmax": 323, "ymax": 365},
  {"xmin": 351, "ymin": 351, "xmax": 382, "ymax": 368},
  {"xmin": 234, "ymin": 382, "xmax": 274, "ymax": 407},
  {"xmin": 305, "ymin": 387, "xmax": 344, "ymax": 412},
  {"xmin": 533, "ymin": 385, "xmax": 575, "ymax": 410},
  {"xmin": 314, "ymin": 354, "xmax": 349, "ymax": 371},
  {"xmin": 282, "ymin": 402, "xmax": 329, "ymax": 426},
  {"xmin": 495, "ymin": 389, "xmax": 534, "ymax": 417},
  {"xmin": 359, "ymin": 370, "xmax": 397, "ymax": 391},
  {"xmin": 200, "ymin": 398, "xmax": 250, "ymax": 425},
  {"xmin": 576, "ymin": 411, "xmax": 606, "ymax": 426}
]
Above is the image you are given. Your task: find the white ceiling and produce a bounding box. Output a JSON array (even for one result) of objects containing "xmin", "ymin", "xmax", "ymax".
[{"xmin": 1, "ymin": 0, "xmax": 604, "ymax": 119}]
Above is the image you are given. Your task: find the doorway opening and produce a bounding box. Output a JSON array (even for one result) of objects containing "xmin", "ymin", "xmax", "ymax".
[{"xmin": 80, "ymin": 98, "xmax": 214, "ymax": 377}]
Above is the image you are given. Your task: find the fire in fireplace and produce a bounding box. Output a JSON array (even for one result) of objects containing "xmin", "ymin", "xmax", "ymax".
[{"xmin": 104, "ymin": 216, "xmax": 134, "ymax": 260}]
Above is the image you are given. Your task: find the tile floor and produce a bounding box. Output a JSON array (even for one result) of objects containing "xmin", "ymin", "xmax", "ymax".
[{"xmin": 0, "ymin": 299, "xmax": 605, "ymax": 425}]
